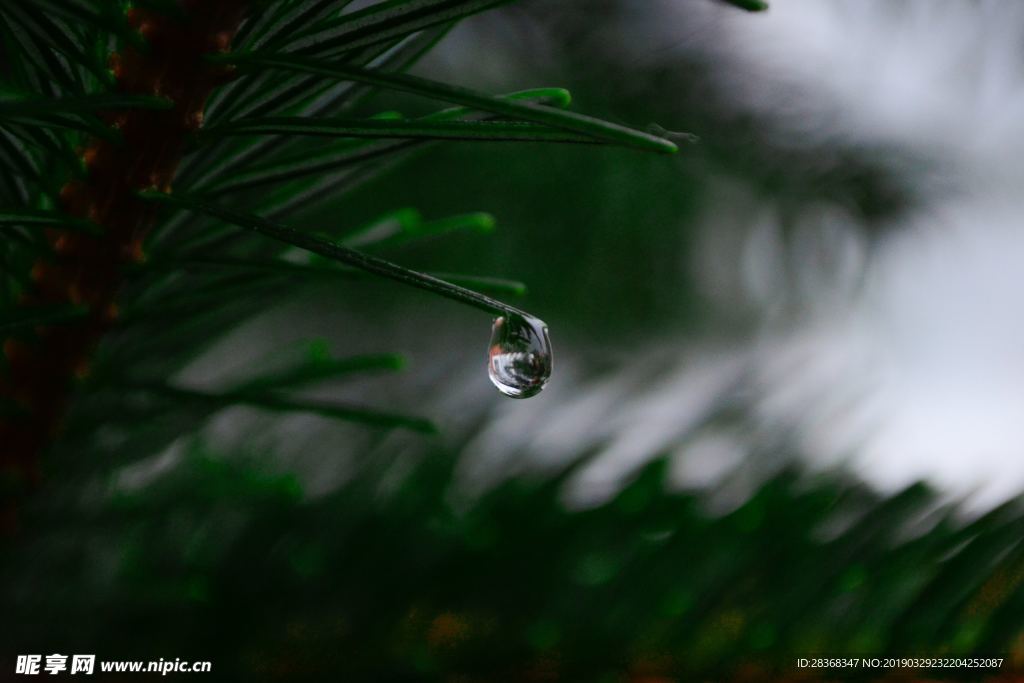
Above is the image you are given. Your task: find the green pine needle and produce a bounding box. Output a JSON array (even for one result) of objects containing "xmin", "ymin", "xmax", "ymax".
[
  {"xmin": 199, "ymin": 117, "xmax": 603, "ymax": 145},
  {"xmin": 0, "ymin": 303, "xmax": 89, "ymax": 333},
  {"xmin": 215, "ymin": 53, "xmax": 680, "ymax": 154},
  {"xmin": 128, "ymin": 381, "xmax": 437, "ymax": 433},
  {"xmin": 0, "ymin": 208, "xmax": 101, "ymax": 234},
  {"xmin": 139, "ymin": 189, "xmax": 530, "ymax": 319}
]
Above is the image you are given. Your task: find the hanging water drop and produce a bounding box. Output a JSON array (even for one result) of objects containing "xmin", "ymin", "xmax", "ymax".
[{"xmin": 487, "ymin": 314, "xmax": 553, "ymax": 399}]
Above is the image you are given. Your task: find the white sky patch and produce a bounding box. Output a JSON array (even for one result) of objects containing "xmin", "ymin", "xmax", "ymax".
[
  {"xmin": 677, "ymin": 0, "xmax": 1024, "ymax": 169},
  {"xmin": 676, "ymin": 0, "xmax": 1024, "ymax": 509}
]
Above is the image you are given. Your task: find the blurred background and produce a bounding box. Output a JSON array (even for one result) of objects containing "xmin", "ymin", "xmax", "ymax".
[
  {"xmin": 407, "ymin": 0, "xmax": 1024, "ymax": 510},
  {"xmin": 7, "ymin": 0, "xmax": 1024, "ymax": 679}
]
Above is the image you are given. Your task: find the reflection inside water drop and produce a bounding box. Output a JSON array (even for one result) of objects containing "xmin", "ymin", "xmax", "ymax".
[{"xmin": 487, "ymin": 314, "xmax": 553, "ymax": 399}]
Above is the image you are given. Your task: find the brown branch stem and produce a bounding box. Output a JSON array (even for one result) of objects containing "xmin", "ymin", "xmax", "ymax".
[{"xmin": 0, "ymin": 1, "xmax": 251, "ymax": 527}]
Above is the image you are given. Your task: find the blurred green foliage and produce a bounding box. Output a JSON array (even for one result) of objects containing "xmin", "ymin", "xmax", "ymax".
[{"xmin": 6, "ymin": 441, "xmax": 1024, "ymax": 680}]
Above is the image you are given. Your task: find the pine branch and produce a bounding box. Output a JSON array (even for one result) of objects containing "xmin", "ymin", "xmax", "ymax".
[{"xmin": 0, "ymin": 0, "xmax": 691, "ymax": 511}]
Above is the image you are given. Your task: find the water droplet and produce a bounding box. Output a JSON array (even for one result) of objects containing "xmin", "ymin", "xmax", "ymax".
[{"xmin": 487, "ymin": 314, "xmax": 553, "ymax": 399}]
